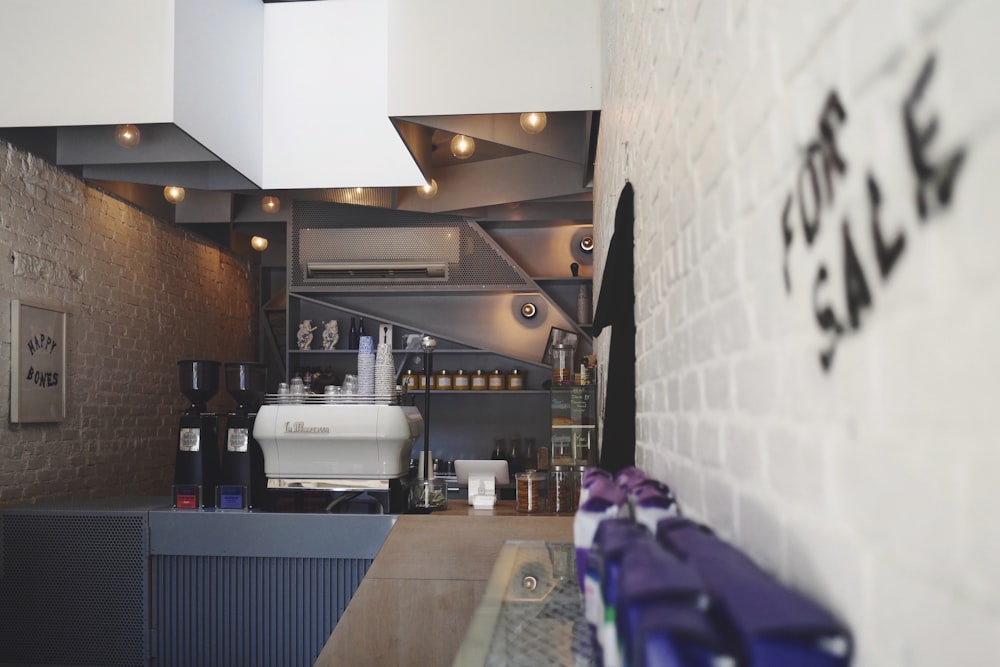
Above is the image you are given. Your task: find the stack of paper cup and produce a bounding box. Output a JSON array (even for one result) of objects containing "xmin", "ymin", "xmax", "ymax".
[
  {"xmin": 357, "ymin": 335, "xmax": 375, "ymax": 396},
  {"xmin": 375, "ymin": 342, "xmax": 395, "ymax": 399}
]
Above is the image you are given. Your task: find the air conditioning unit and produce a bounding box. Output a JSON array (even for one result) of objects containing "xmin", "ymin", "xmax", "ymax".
[{"xmin": 305, "ymin": 261, "xmax": 448, "ymax": 281}]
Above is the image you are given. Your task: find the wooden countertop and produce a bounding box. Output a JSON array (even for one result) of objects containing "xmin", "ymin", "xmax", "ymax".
[{"xmin": 313, "ymin": 500, "xmax": 572, "ymax": 667}]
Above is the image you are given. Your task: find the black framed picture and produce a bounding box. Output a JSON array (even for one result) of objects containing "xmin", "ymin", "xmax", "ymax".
[{"xmin": 542, "ymin": 327, "xmax": 578, "ymax": 365}]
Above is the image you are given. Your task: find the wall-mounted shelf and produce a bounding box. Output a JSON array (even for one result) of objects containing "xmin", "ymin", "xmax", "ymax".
[
  {"xmin": 530, "ymin": 276, "xmax": 594, "ymax": 335},
  {"xmin": 408, "ymin": 390, "xmax": 550, "ymax": 396},
  {"xmin": 285, "ymin": 293, "xmax": 554, "ymax": 460}
]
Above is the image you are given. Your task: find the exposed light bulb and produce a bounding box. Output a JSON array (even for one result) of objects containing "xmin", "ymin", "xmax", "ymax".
[
  {"xmin": 115, "ymin": 124, "xmax": 141, "ymax": 148},
  {"xmin": 261, "ymin": 196, "xmax": 281, "ymax": 213},
  {"xmin": 250, "ymin": 236, "xmax": 269, "ymax": 251},
  {"xmin": 417, "ymin": 179, "xmax": 438, "ymax": 199},
  {"xmin": 519, "ymin": 112, "xmax": 547, "ymax": 134},
  {"xmin": 163, "ymin": 185, "xmax": 185, "ymax": 204},
  {"xmin": 450, "ymin": 134, "xmax": 475, "ymax": 159}
]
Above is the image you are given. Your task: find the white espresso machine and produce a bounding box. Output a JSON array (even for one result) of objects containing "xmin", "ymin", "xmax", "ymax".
[{"xmin": 253, "ymin": 393, "xmax": 422, "ymax": 512}]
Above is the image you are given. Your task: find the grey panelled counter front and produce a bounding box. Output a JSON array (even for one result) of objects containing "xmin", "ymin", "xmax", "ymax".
[
  {"xmin": 313, "ymin": 501, "xmax": 574, "ymax": 667},
  {"xmin": 0, "ymin": 499, "xmax": 395, "ymax": 667}
]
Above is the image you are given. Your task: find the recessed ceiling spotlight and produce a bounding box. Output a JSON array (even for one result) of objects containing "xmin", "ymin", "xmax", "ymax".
[
  {"xmin": 417, "ymin": 179, "xmax": 438, "ymax": 199},
  {"xmin": 163, "ymin": 185, "xmax": 185, "ymax": 204},
  {"xmin": 450, "ymin": 134, "xmax": 475, "ymax": 159},
  {"xmin": 261, "ymin": 196, "xmax": 281, "ymax": 213},
  {"xmin": 114, "ymin": 124, "xmax": 140, "ymax": 148},
  {"xmin": 519, "ymin": 112, "xmax": 547, "ymax": 134},
  {"xmin": 580, "ymin": 236, "xmax": 594, "ymax": 253},
  {"xmin": 520, "ymin": 302, "xmax": 537, "ymax": 319}
]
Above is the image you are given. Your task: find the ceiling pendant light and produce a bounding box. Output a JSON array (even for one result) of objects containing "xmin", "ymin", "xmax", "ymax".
[
  {"xmin": 450, "ymin": 134, "xmax": 475, "ymax": 159},
  {"xmin": 250, "ymin": 236, "xmax": 269, "ymax": 251},
  {"xmin": 114, "ymin": 124, "xmax": 141, "ymax": 148},
  {"xmin": 163, "ymin": 185, "xmax": 185, "ymax": 204},
  {"xmin": 261, "ymin": 195, "xmax": 281, "ymax": 213},
  {"xmin": 416, "ymin": 178, "xmax": 438, "ymax": 199},
  {"xmin": 519, "ymin": 112, "xmax": 547, "ymax": 134}
]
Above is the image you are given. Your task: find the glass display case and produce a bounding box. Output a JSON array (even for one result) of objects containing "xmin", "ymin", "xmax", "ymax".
[
  {"xmin": 550, "ymin": 385, "xmax": 597, "ymax": 467},
  {"xmin": 452, "ymin": 541, "xmax": 595, "ymax": 666}
]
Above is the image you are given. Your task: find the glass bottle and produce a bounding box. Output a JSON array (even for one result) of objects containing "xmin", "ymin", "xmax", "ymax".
[
  {"xmin": 491, "ymin": 437, "xmax": 507, "ymax": 461},
  {"xmin": 506, "ymin": 368, "xmax": 524, "ymax": 390},
  {"xmin": 401, "ymin": 369, "xmax": 417, "ymax": 390},
  {"xmin": 488, "ymin": 369, "xmax": 505, "ymax": 391},
  {"xmin": 471, "ymin": 370, "xmax": 488, "ymax": 391},
  {"xmin": 348, "ymin": 317, "xmax": 358, "ymax": 349},
  {"xmin": 509, "ymin": 434, "xmax": 525, "ymax": 475},
  {"xmin": 436, "ymin": 369, "xmax": 452, "ymax": 390},
  {"xmin": 524, "ymin": 437, "xmax": 537, "ymax": 473}
]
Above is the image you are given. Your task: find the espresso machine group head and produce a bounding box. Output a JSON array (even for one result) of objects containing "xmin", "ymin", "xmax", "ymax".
[
  {"xmin": 174, "ymin": 359, "xmax": 222, "ymax": 508},
  {"xmin": 220, "ymin": 362, "xmax": 268, "ymax": 510}
]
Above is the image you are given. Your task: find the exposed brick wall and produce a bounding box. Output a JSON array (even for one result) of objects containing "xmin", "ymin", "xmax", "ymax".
[
  {"xmin": 0, "ymin": 140, "xmax": 258, "ymax": 505},
  {"xmin": 596, "ymin": 0, "xmax": 998, "ymax": 664}
]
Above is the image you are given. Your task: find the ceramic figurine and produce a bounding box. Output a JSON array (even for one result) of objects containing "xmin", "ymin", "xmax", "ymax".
[
  {"xmin": 297, "ymin": 319, "xmax": 316, "ymax": 350},
  {"xmin": 322, "ymin": 320, "xmax": 340, "ymax": 350}
]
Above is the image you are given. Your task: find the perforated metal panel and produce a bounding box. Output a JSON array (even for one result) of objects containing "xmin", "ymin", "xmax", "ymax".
[
  {"xmin": 0, "ymin": 512, "xmax": 149, "ymax": 667},
  {"xmin": 305, "ymin": 187, "xmax": 395, "ymax": 209},
  {"xmin": 291, "ymin": 200, "xmax": 532, "ymax": 291},
  {"xmin": 151, "ymin": 555, "xmax": 371, "ymax": 667}
]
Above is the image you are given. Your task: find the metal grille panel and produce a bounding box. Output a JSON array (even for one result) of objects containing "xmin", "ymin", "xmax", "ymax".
[
  {"xmin": 307, "ymin": 187, "xmax": 395, "ymax": 209},
  {"xmin": 291, "ymin": 200, "xmax": 531, "ymax": 291},
  {"xmin": 0, "ymin": 513, "xmax": 148, "ymax": 667},
  {"xmin": 151, "ymin": 555, "xmax": 372, "ymax": 667}
]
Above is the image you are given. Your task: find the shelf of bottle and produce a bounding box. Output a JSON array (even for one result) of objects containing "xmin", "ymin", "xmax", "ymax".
[
  {"xmin": 550, "ymin": 424, "xmax": 597, "ymax": 429},
  {"xmin": 289, "ymin": 349, "xmax": 513, "ymax": 355},
  {"xmin": 406, "ymin": 389, "xmax": 549, "ymax": 396},
  {"xmin": 531, "ymin": 276, "xmax": 593, "ymax": 284}
]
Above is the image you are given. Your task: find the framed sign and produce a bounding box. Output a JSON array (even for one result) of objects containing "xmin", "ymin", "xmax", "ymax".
[{"xmin": 10, "ymin": 299, "xmax": 66, "ymax": 423}]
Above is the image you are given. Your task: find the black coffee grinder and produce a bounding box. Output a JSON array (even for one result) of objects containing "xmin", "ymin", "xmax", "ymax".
[
  {"xmin": 219, "ymin": 362, "xmax": 268, "ymax": 510},
  {"xmin": 173, "ymin": 359, "xmax": 222, "ymax": 509}
]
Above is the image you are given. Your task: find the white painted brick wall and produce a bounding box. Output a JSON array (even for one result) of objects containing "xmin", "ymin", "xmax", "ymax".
[
  {"xmin": 0, "ymin": 140, "xmax": 258, "ymax": 505},
  {"xmin": 596, "ymin": 0, "xmax": 1000, "ymax": 664}
]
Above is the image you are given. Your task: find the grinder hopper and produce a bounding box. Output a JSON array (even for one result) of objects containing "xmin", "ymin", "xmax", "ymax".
[
  {"xmin": 178, "ymin": 359, "xmax": 220, "ymax": 413},
  {"xmin": 224, "ymin": 362, "xmax": 267, "ymax": 414}
]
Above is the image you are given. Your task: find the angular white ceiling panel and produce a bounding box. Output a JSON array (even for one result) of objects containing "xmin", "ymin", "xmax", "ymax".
[
  {"xmin": 0, "ymin": 0, "xmax": 175, "ymax": 127},
  {"xmin": 386, "ymin": 0, "xmax": 602, "ymax": 116},
  {"xmin": 174, "ymin": 0, "xmax": 265, "ymax": 187},
  {"xmin": 261, "ymin": 0, "xmax": 425, "ymax": 189}
]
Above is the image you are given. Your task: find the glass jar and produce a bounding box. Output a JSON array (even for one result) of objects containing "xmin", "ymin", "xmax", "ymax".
[
  {"xmin": 401, "ymin": 369, "xmax": 417, "ymax": 390},
  {"xmin": 471, "ymin": 369, "xmax": 488, "ymax": 391},
  {"xmin": 548, "ymin": 465, "xmax": 578, "ymax": 513},
  {"xmin": 506, "ymin": 368, "xmax": 524, "ymax": 390},
  {"xmin": 515, "ymin": 471, "xmax": 546, "ymax": 513},
  {"xmin": 418, "ymin": 372, "xmax": 429, "ymax": 390},
  {"xmin": 453, "ymin": 369, "xmax": 470, "ymax": 390},
  {"xmin": 436, "ymin": 369, "xmax": 452, "ymax": 390},
  {"xmin": 574, "ymin": 465, "xmax": 589, "ymax": 508},
  {"xmin": 409, "ymin": 477, "xmax": 448, "ymax": 511},
  {"xmin": 551, "ymin": 343, "xmax": 574, "ymax": 386},
  {"xmin": 488, "ymin": 369, "xmax": 506, "ymax": 391}
]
